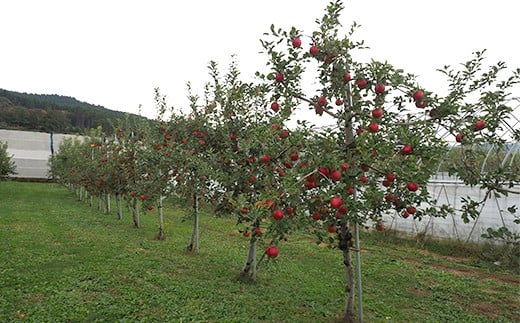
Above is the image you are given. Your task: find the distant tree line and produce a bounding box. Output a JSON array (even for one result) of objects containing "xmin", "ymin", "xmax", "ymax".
[{"xmin": 0, "ymin": 89, "xmax": 150, "ymax": 135}]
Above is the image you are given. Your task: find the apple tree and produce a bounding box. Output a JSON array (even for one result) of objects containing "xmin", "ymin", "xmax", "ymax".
[{"xmin": 250, "ymin": 0, "xmax": 519, "ymax": 321}]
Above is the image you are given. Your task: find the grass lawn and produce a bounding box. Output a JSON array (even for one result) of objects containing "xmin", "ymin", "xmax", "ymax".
[{"xmin": 0, "ymin": 181, "xmax": 518, "ymax": 322}]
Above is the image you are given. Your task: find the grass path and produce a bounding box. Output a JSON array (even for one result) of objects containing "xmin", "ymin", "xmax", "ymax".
[{"xmin": 0, "ymin": 181, "xmax": 518, "ymax": 322}]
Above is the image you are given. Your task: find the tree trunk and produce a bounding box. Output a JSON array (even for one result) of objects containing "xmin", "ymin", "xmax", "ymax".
[
  {"xmin": 97, "ymin": 193, "xmax": 102, "ymax": 211},
  {"xmin": 104, "ymin": 192, "xmax": 110, "ymax": 214},
  {"xmin": 187, "ymin": 193, "xmax": 199, "ymax": 252},
  {"xmin": 240, "ymin": 234, "xmax": 257, "ymax": 280},
  {"xmin": 116, "ymin": 193, "xmax": 123, "ymax": 220},
  {"xmin": 339, "ymin": 225, "xmax": 355, "ymax": 323},
  {"xmin": 131, "ymin": 197, "xmax": 140, "ymax": 228},
  {"xmin": 157, "ymin": 195, "xmax": 165, "ymax": 240}
]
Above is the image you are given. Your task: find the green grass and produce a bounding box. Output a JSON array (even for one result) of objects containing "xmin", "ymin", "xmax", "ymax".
[{"xmin": 0, "ymin": 181, "xmax": 518, "ymax": 322}]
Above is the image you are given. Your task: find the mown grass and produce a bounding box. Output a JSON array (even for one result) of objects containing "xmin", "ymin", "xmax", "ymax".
[{"xmin": 0, "ymin": 181, "xmax": 518, "ymax": 322}]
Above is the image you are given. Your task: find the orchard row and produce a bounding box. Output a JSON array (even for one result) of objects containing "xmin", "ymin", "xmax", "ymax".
[{"xmin": 49, "ymin": 1, "xmax": 518, "ymax": 320}]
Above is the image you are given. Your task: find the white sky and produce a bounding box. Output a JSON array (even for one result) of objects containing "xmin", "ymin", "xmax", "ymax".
[{"xmin": 1, "ymin": 0, "xmax": 519, "ymax": 124}]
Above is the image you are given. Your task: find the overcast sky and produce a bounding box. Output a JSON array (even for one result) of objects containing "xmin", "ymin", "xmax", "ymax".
[{"xmin": 2, "ymin": 0, "xmax": 519, "ymax": 124}]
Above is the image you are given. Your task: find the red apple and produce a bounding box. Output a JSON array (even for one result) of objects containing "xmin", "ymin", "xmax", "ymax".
[
  {"xmin": 385, "ymin": 173, "xmax": 396, "ymax": 182},
  {"xmin": 402, "ymin": 145, "xmax": 413, "ymax": 155},
  {"xmin": 412, "ymin": 90, "xmax": 424, "ymax": 101},
  {"xmin": 474, "ymin": 120, "xmax": 486, "ymax": 131},
  {"xmin": 359, "ymin": 175, "xmax": 367, "ymax": 183},
  {"xmin": 270, "ymin": 102, "xmax": 279, "ymax": 112},
  {"xmin": 402, "ymin": 211, "xmax": 410, "ymax": 219},
  {"xmin": 275, "ymin": 72, "xmax": 284, "ymax": 82},
  {"xmin": 330, "ymin": 169, "xmax": 342, "ymax": 181},
  {"xmin": 406, "ymin": 206, "xmax": 417, "ymax": 214},
  {"xmin": 312, "ymin": 212, "xmax": 322, "ymax": 220},
  {"xmin": 327, "ymin": 225, "xmax": 337, "ymax": 233},
  {"xmin": 331, "ymin": 196, "xmax": 343, "ymax": 209},
  {"xmin": 415, "ymin": 100, "xmax": 427, "ymax": 109},
  {"xmin": 376, "ymin": 221, "xmax": 385, "ymax": 231},
  {"xmin": 243, "ymin": 230, "xmax": 250, "ymax": 237},
  {"xmin": 261, "ymin": 154, "xmax": 270, "ymax": 163},
  {"xmin": 266, "ymin": 245, "xmax": 279, "ymax": 258},
  {"xmin": 344, "ymin": 72, "xmax": 352, "ymax": 82},
  {"xmin": 356, "ymin": 79, "xmax": 368, "ymax": 89},
  {"xmin": 309, "ymin": 45, "xmax": 320, "ymax": 55},
  {"xmin": 317, "ymin": 96, "xmax": 328, "ymax": 107},
  {"xmin": 341, "ymin": 162, "xmax": 350, "ymax": 172},
  {"xmin": 368, "ymin": 122, "xmax": 379, "ymax": 133},
  {"xmin": 292, "ymin": 37, "xmax": 302, "ymax": 48},
  {"xmin": 374, "ymin": 84, "xmax": 386, "ymax": 94},
  {"xmin": 318, "ymin": 167, "xmax": 330, "ymax": 177},
  {"xmin": 290, "ymin": 151, "xmax": 299, "ymax": 161},
  {"xmin": 346, "ymin": 186, "xmax": 355, "ymax": 195},
  {"xmin": 372, "ymin": 108, "xmax": 384, "ymax": 119},
  {"xmin": 407, "ymin": 181, "xmax": 419, "ymax": 192},
  {"xmin": 272, "ymin": 209, "xmax": 284, "ymax": 220},
  {"xmin": 335, "ymin": 98, "xmax": 343, "ymax": 106},
  {"xmin": 230, "ymin": 132, "xmax": 237, "ymax": 140},
  {"xmin": 455, "ymin": 133, "xmax": 463, "ymax": 143}
]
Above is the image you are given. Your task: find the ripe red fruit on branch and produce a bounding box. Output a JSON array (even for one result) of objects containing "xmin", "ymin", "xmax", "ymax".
[
  {"xmin": 327, "ymin": 225, "xmax": 337, "ymax": 233},
  {"xmin": 317, "ymin": 96, "xmax": 328, "ymax": 107},
  {"xmin": 401, "ymin": 145, "xmax": 413, "ymax": 155},
  {"xmin": 372, "ymin": 108, "xmax": 383, "ymax": 119},
  {"xmin": 415, "ymin": 100, "xmax": 427, "ymax": 109},
  {"xmin": 412, "ymin": 90, "xmax": 424, "ymax": 102},
  {"xmin": 230, "ymin": 132, "xmax": 237, "ymax": 140},
  {"xmin": 406, "ymin": 206, "xmax": 417, "ymax": 214},
  {"xmin": 309, "ymin": 45, "xmax": 319, "ymax": 55},
  {"xmin": 261, "ymin": 154, "xmax": 271, "ymax": 163},
  {"xmin": 385, "ymin": 173, "xmax": 396, "ymax": 182},
  {"xmin": 160, "ymin": 125, "xmax": 167, "ymax": 132},
  {"xmin": 271, "ymin": 102, "xmax": 280, "ymax": 112},
  {"xmin": 312, "ymin": 212, "xmax": 322, "ymax": 220},
  {"xmin": 243, "ymin": 230, "xmax": 250, "ymax": 237},
  {"xmin": 374, "ymin": 84, "xmax": 386, "ymax": 94},
  {"xmin": 402, "ymin": 211, "xmax": 410, "ymax": 219},
  {"xmin": 376, "ymin": 221, "xmax": 385, "ymax": 231},
  {"xmin": 266, "ymin": 245, "xmax": 279, "ymax": 258},
  {"xmin": 318, "ymin": 167, "xmax": 330, "ymax": 177},
  {"xmin": 356, "ymin": 79, "xmax": 368, "ymax": 89},
  {"xmin": 273, "ymin": 209, "xmax": 284, "ymax": 220},
  {"xmin": 335, "ymin": 98, "xmax": 343, "ymax": 106},
  {"xmin": 275, "ymin": 72, "xmax": 284, "ymax": 82},
  {"xmin": 331, "ymin": 196, "xmax": 343, "ymax": 209},
  {"xmin": 407, "ymin": 182, "xmax": 419, "ymax": 192},
  {"xmin": 474, "ymin": 120, "xmax": 486, "ymax": 131},
  {"xmin": 290, "ymin": 151, "xmax": 299, "ymax": 161},
  {"xmin": 344, "ymin": 72, "xmax": 352, "ymax": 82},
  {"xmin": 368, "ymin": 122, "xmax": 379, "ymax": 133},
  {"xmin": 292, "ymin": 37, "xmax": 302, "ymax": 48},
  {"xmin": 455, "ymin": 133, "xmax": 463, "ymax": 143},
  {"xmin": 359, "ymin": 175, "xmax": 367, "ymax": 183},
  {"xmin": 330, "ymin": 169, "xmax": 342, "ymax": 181}
]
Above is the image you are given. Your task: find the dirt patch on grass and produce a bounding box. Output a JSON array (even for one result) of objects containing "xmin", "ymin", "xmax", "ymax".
[
  {"xmin": 403, "ymin": 248, "xmax": 520, "ymax": 320},
  {"xmin": 414, "ymin": 249, "xmax": 519, "ymax": 284}
]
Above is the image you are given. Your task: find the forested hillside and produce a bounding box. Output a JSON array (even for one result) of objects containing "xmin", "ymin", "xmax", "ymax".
[{"xmin": 0, "ymin": 89, "xmax": 149, "ymax": 134}]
